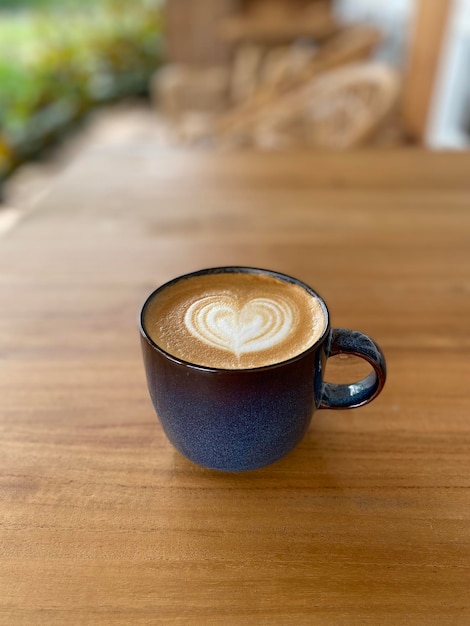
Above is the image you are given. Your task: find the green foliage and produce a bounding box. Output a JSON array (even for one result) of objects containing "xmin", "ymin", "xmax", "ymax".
[
  {"xmin": 0, "ymin": 0, "xmax": 58, "ymax": 7},
  {"xmin": 0, "ymin": 0, "xmax": 163, "ymax": 178}
]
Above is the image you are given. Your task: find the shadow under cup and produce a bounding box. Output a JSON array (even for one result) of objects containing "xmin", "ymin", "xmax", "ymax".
[{"xmin": 139, "ymin": 267, "xmax": 387, "ymax": 472}]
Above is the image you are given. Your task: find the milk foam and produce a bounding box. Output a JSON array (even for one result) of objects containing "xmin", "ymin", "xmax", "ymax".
[
  {"xmin": 184, "ymin": 294, "xmax": 296, "ymax": 357},
  {"xmin": 143, "ymin": 271, "xmax": 327, "ymax": 369}
]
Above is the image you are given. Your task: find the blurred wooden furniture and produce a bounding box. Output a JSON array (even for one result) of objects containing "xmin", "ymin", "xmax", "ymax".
[
  {"xmin": 161, "ymin": 1, "xmax": 382, "ymax": 141},
  {"xmin": 254, "ymin": 63, "xmax": 401, "ymax": 149},
  {"xmin": 1, "ymin": 147, "xmax": 470, "ymax": 624},
  {"xmin": 213, "ymin": 25, "xmax": 382, "ymax": 143},
  {"xmin": 161, "ymin": 0, "xmax": 341, "ymax": 120},
  {"xmin": 155, "ymin": 25, "xmax": 381, "ymax": 138},
  {"xmin": 402, "ymin": 0, "xmax": 452, "ymax": 142}
]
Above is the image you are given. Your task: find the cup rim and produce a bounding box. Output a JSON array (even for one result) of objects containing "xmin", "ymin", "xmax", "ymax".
[{"xmin": 139, "ymin": 266, "xmax": 330, "ymax": 373}]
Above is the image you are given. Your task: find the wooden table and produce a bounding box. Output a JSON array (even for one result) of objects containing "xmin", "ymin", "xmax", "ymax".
[{"xmin": 1, "ymin": 149, "xmax": 470, "ymax": 625}]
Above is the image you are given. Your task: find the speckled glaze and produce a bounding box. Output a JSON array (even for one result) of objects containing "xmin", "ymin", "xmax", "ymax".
[{"xmin": 139, "ymin": 267, "xmax": 387, "ymax": 471}]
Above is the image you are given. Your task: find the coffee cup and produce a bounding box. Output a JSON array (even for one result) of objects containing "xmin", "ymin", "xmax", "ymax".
[{"xmin": 139, "ymin": 267, "xmax": 386, "ymax": 471}]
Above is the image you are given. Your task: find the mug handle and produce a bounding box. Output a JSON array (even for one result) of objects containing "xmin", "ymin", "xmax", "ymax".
[{"xmin": 320, "ymin": 328, "xmax": 387, "ymax": 409}]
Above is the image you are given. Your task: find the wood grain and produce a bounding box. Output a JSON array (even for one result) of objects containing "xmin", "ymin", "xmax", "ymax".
[{"xmin": 1, "ymin": 149, "xmax": 470, "ymax": 625}]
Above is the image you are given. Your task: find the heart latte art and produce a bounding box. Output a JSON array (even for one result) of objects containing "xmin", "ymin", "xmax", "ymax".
[
  {"xmin": 143, "ymin": 271, "xmax": 326, "ymax": 369},
  {"xmin": 185, "ymin": 295, "xmax": 295, "ymax": 357}
]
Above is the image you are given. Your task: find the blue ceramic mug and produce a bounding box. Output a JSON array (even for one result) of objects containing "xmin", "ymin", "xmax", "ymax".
[{"xmin": 139, "ymin": 267, "xmax": 386, "ymax": 471}]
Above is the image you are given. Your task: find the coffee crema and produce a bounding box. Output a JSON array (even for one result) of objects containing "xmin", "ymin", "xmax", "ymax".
[{"xmin": 143, "ymin": 271, "xmax": 327, "ymax": 369}]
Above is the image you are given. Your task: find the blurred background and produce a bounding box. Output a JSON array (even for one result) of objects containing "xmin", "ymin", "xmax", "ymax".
[{"xmin": 1, "ymin": 0, "xmax": 469, "ymax": 209}]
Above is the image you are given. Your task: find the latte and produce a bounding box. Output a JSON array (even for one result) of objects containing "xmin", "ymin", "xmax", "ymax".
[{"xmin": 143, "ymin": 270, "xmax": 327, "ymax": 369}]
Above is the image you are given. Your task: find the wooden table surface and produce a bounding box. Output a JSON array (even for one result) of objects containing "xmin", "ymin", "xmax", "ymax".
[{"xmin": 1, "ymin": 148, "xmax": 470, "ymax": 625}]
